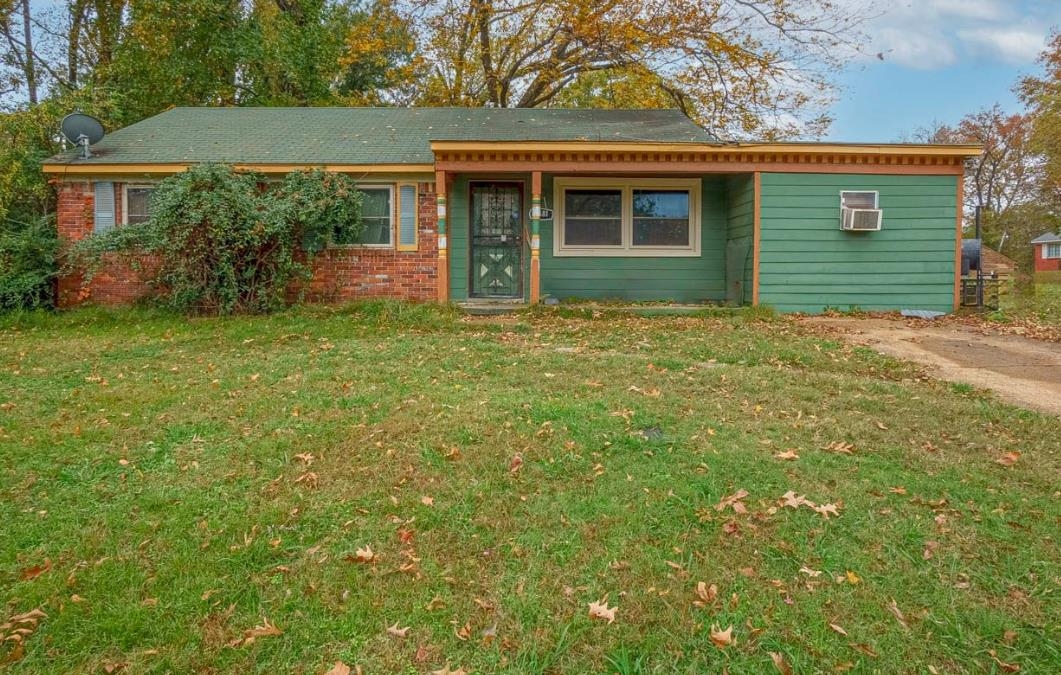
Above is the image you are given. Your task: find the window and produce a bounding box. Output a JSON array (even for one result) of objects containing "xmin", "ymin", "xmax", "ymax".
[
  {"xmin": 555, "ymin": 178, "xmax": 700, "ymax": 256},
  {"xmin": 337, "ymin": 185, "xmax": 393, "ymax": 246},
  {"xmin": 123, "ymin": 185, "xmax": 156, "ymax": 225},
  {"xmin": 840, "ymin": 191, "xmax": 879, "ymax": 210},
  {"xmin": 1045, "ymin": 242, "xmax": 1061, "ymax": 259}
]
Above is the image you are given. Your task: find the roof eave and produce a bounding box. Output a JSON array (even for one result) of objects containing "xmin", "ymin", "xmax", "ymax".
[{"xmin": 428, "ymin": 140, "xmax": 984, "ymax": 157}]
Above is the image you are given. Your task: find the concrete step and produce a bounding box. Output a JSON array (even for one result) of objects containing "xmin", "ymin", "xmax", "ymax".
[{"xmin": 457, "ymin": 300, "xmax": 527, "ymax": 315}]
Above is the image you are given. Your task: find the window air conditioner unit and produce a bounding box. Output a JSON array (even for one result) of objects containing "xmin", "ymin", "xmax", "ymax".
[{"xmin": 841, "ymin": 207, "xmax": 882, "ymax": 231}]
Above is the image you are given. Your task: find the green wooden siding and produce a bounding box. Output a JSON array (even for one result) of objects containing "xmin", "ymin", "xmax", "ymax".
[
  {"xmin": 538, "ymin": 176, "xmax": 729, "ymax": 302},
  {"xmin": 758, "ymin": 173, "xmax": 958, "ymax": 313},
  {"xmin": 725, "ymin": 175, "xmax": 754, "ymax": 305}
]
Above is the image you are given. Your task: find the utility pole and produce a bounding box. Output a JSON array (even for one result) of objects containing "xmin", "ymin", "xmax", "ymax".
[{"xmin": 21, "ymin": 0, "xmax": 37, "ymax": 104}]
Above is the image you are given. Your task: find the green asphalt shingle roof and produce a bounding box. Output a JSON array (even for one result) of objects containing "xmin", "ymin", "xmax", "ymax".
[{"xmin": 44, "ymin": 107, "xmax": 716, "ymax": 166}]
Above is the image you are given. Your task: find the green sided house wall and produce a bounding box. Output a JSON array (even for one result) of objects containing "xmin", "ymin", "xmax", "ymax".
[{"xmin": 758, "ymin": 173, "xmax": 959, "ymax": 313}]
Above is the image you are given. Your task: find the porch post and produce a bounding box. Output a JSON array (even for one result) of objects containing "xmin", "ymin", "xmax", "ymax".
[
  {"xmin": 530, "ymin": 170, "xmax": 542, "ymax": 304},
  {"xmin": 436, "ymin": 170, "xmax": 449, "ymax": 303}
]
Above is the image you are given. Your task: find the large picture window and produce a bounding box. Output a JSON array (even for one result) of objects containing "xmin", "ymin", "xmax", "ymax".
[
  {"xmin": 1045, "ymin": 242, "xmax": 1061, "ymax": 259},
  {"xmin": 554, "ymin": 178, "xmax": 700, "ymax": 256}
]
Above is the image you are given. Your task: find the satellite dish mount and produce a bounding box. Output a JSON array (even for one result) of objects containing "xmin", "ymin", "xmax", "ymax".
[{"xmin": 61, "ymin": 112, "xmax": 105, "ymax": 160}]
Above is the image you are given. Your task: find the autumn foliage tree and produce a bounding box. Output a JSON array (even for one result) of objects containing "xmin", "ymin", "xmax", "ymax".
[{"xmin": 400, "ymin": 0, "xmax": 869, "ymax": 139}]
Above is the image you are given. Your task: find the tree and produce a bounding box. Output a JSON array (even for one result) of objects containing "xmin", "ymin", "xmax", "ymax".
[
  {"xmin": 400, "ymin": 0, "xmax": 869, "ymax": 139},
  {"xmin": 1020, "ymin": 31, "xmax": 1061, "ymax": 208}
]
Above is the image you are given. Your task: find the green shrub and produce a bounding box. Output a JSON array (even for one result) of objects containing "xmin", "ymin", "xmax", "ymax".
[
  {"xmin": 0, "ymin": 216, "xmax": 58, "ymax": 310},
  {"xmin": 68, "ymin": 164, "xmax": 364, "ymax": 315}
]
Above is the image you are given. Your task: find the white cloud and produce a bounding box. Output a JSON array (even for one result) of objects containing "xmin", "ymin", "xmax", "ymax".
[
  {"xmin": 840, "ymin": 0, "xmax": 1061, "ymax": 70},
  {"xmin": 958, "ymin": 28, "xmax": 1050, "ymax": 64}
]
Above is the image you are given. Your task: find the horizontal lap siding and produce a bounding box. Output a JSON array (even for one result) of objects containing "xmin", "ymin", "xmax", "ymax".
[
  {"xmin": 758, "ymin": 173, "xmax": 958, "ymax": 313},
  {"xmin": 540, "ymin": 176, "xmax": 728, "ymax": 302},
  {"xmin": 726, "ymin": 175, "xmax": 754, "ymax": 305}
]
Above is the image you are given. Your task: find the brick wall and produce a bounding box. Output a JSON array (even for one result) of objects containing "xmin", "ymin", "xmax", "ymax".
[
  {"xmin": 1033, "ymin": 243, "xmax": 1061, "ymax": 273},
  {"xmin": 55, "ymin": 179, "xmax": 440, "ymax": 308}
]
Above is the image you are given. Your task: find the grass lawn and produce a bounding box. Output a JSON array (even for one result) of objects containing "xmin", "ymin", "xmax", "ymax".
[{"xmin": 1, "ymin": 303, "xmax": 1058, "ymax": 674}]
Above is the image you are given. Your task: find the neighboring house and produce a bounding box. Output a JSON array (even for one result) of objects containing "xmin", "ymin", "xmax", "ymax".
[
  {"xmin": 1031, "ymin": 232, "xmax": 1061, "ymax": 274},
  {"xmin": 43, "ymin": 107, "xmax": 980, "ymax": 313}
]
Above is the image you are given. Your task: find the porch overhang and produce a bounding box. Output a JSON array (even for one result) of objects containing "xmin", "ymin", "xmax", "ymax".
[{"xmin": 430, "ymin": 141, "xmax": 981, "ymax": 175}]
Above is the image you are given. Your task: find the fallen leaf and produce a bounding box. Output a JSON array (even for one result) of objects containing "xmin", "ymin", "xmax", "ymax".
[
  {"xmin": 481, "ymin": 623, "xmax": 497, "ymax": 646},
  {"xmin": 824, "ymin": 441, "xmax": 855, "ymax": 455},
  {"xmin": 716, "ymin": 488, "xmax": 750, "ymax": 513},
  {"xmin": 70, "ymin": 594, "xmax": 85, "ymax": 603},
  {"xmin": 420, "ymin": 495, "xmax": 434, "ymax": 507},
  {"xmin": 693, "ymin": 581, "xmax": 718, "ymax": 607},
  {"xmin": 588, "ymin": 596, "xmax": 617, "ymax": 624},
  {"xmin": 996, "ymin": 452, "xmax": 1020, "ymax": 466},
  {"xmin": 988, "ymin": 650, "xmax": 1020, "ymax": 672},
  {"xmin": 1003, "ymin": 630, "xmax": 1018, "ymax": 645},
  {"xmin": 829, "ymin": 623, "xmax": 848, "ymax": 636},
  {"xmin": 454, "ymin": 621, "xmax": 472, "ymax": 641},
  {"xmin": 886, "ymin": 599, "xmax": 909, "ymax": 630},
  {"xmin": 780, "ymin": 491, "xmax": 812, "ymax": 509},
  {"xmin": 228, "ymin": 617, "xmax": 282, "ymax": 648},
  {"xmin": 923, "ymin": 540, "xmax": 940, "ymax": 560},
  {"xmin": 323, "ymin": 662, "xmax": 351, "ymax": 675},
  {"xmin": 709, "ymin": 624, "xmax": 734, "ymax": 648},
  {"xmin": 814, "ymin": 503, "xmax": 840, "ymax": 519},
  {"xmin": 431, "ymin": 665, "xmax": 469, "ymax": 675},
  {"xmin": 774, "ymin": 450, "xmax": 800, "ymax": 460},
  {"xmin": 348, "ymin": 545, "xmax": 375, "ymax": 563},
  {"xmin": 444, "ymin": 447, "xmax": 461, "ymax": 460},
  {"xmin": 19, "ymin": 559, "xmax": 51, "ymax": 581},
  {"xmin": 770, "ymin": 651, "xmax": 793, "ymax": 675},
  {"xmin": 386, "ymin": 622, "xmax": 410, "ymax": 639},
  {"xmin": 845, "ymin": 570, "xmax": 861, "ymax": 585},
  {"xmin": 799, "ymin": 566, "xmax": 822, "ymax": 578},
  {"xmin": 294, "ymin": 452, "xmax": 315, "ymax": 465},
  {"xmin": 849, "ymin": 643, "xmax": 878, "ymax": 658},
  {"xmin": 509, "ymin": 454, "xmax": 523, "ymax": 474}
]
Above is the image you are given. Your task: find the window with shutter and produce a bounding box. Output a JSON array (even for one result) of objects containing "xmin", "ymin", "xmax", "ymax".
[
  {"xmin": 94, "ymin": 181, "xmax": 115, "ymax": 233},
  {"xmin": 397, "ymin": 183, "xmax": 418, "ymax": 251}
]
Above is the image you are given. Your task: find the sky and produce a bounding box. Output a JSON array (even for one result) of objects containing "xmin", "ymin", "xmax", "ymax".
[{"xmin": 827, "ymin": 0, "xmax": 1061, "ymax": 141}]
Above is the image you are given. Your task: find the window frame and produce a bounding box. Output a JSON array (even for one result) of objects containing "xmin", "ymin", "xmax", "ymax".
[
  {"xmin": 334, "ymin": 184, "xmax": 395, "ymax": 248},
  {"xmin": 839, "ymin": 190, "xmax": 880, "ymax": 211},
  {"xmin": 122, "ymin": 183, "xmax": 157, "ymax": 225},
  {"xmin": 553, "ymin": 177, "xmax": 701, "ymax": 257},
  {"xmin": 1044, "ymin": 242, "xmax": 1061, "ymax": 259}
]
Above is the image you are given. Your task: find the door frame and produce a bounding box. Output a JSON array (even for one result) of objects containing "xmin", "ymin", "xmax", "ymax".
[{"xmin": 467, "ymin": 180, "xmax": 526, "ymax": 299}]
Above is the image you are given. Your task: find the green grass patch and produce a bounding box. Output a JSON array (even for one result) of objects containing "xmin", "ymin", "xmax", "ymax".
[{"xmin": 1, "ymin": 303, "xmax": 1058, "ymax": 673}]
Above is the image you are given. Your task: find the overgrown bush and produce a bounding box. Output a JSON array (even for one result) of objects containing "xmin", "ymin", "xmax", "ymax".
[
  {"xmin": 0, "ymin": 216, "xmax": 58, "ymax": 310},
  {"xmin": 68, "ymin": 164, "xmax": 363, "ymax": 314}
]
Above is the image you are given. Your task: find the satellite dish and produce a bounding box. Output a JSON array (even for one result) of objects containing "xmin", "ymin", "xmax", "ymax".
[{"xmin": 61, "ymin": 112, "xmax": 105, "ymax": 159}]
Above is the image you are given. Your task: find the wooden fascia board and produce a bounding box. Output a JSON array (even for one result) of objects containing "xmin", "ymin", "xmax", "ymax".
[
  {"xmin": 42, "ymin": 163, "xmax": 436, "ymax": 175},
  {"xmin": 433, "ymin": 159, "xmax": 966, "ymax": 175},
  {"xmin": 429, "ymin": 140, "xmax": 983, "ymax": 158}
]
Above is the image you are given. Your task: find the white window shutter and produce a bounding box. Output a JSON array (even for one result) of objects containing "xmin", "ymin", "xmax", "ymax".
[
  {"xmin": 397, "ymin": 183, "xmax": 418, "ymax": 250},
  {"xmin": 94, "ymin": 181, "xmax": 115, "ymax": 232}
]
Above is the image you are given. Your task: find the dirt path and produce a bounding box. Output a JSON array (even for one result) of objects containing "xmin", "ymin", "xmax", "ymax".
[{"xmin": 802, "ymin": 317, "xmax": 1061, "ymax": 417}]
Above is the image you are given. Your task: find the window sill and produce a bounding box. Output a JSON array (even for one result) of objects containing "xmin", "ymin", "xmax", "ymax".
[{"xmin": 554, "ymin": 247, "xmax": 700, "ymax": 258}]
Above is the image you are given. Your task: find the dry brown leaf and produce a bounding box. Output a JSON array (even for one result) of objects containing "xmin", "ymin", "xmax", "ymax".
[
  {"xmin": 849, "ymin": 643, "xmax": 878, "ymax": 658},
  {"xmin": 346, "ymin": 545, "xmax": 376, "ymax": 564},
  {"xmin": 923, "ymin": 540, "xmax": 940, "ymax": 560},
  {"xmin": 588, "ymin": 596, "xmax": 617, "ymax": 624},
  {"xmin": 386, "ymin": 622, "xmax": 410, "ymax": 639},
  {"xmin": 988, "ymin": 650, "xmax": 1020, "ymax": 672},
  {"xmin": 774, "ymin": 450, "xmax": 800, "ymax": 460},
  {"xmin": 709, "ymin": 624, "xmax": 734, "ymax": 648},
  {"xmin": 798, "ymin": 566, "xmax": 822, "ymax": 578},
  {"xmin": 420, "ymin": 495, "xmax": 434, "ymax": 507},
  {"xmin": 431, "ymin": 665, "xmax": 469, "ymax": 675},
  {"xmin": 886, "ymin": 599, "xmax": 909, "ymax": 630},
  {"xmin": 996, "ymin": 452, "xmax": 1021, "ymax": 466},
  {"xmin": 693, "ymin": 581, "xmax": 718, "ymax": 607},
  {"xmin": 845, "ymin": 570, "xmax": 861, "ymax": 585},
  {"xmin": 444, "ymin": 447, "xmax": 461, "ymax": 460},
  {"xmin": 19, "ymin": 559, "xmax": 51, "ymax": 581},
  {"xmin": 1002, "ymin": 629, "xmax": 1018, "ymax": 645},
  {"xmin": 454, "ymin": 621, "xmax": 472, "ymax": 641},
  {"xmin": 70, "ymin": 594, "xmax": 85, "ymax": 603},
  {"xmin": 509, "ymin": 454, "xmax": 523, "ymax": 474},
  {"xmin": 829, "ymin": 622, "xmax": 848, "ymax": 636},
  {"xmin": 294, "ymin": 452, "xmax": 315, "ymax": 465},
  {"xmin": 228, "ymin": 617, "xmax": 282, "ymax": 648},
  {"xmin": 780, "ymin": 491, "xmax": 813, "ymax": 509},
  {"xmin": 715, "ymin": 489, "xmax": 749, "ymax": 513},
  {"xmin": 770, "ymin": 651, "xmax": 793, "ymax": 675},
  {"xmin": 814, "ymin": 503, "xmax": 840, "ymax": 519},
  {"xmin": 323, "ymin": 662, "xmax": 351, "ymax": 675}
]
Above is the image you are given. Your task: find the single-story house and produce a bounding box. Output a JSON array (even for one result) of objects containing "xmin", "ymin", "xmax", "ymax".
[
  {"xmin": 44, "ymin": 107, "xmax": 980, "ymax": 313},
  {"xmin": 1031, "ymin": 232, "xmax": 1061, "ymax": 273}
]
